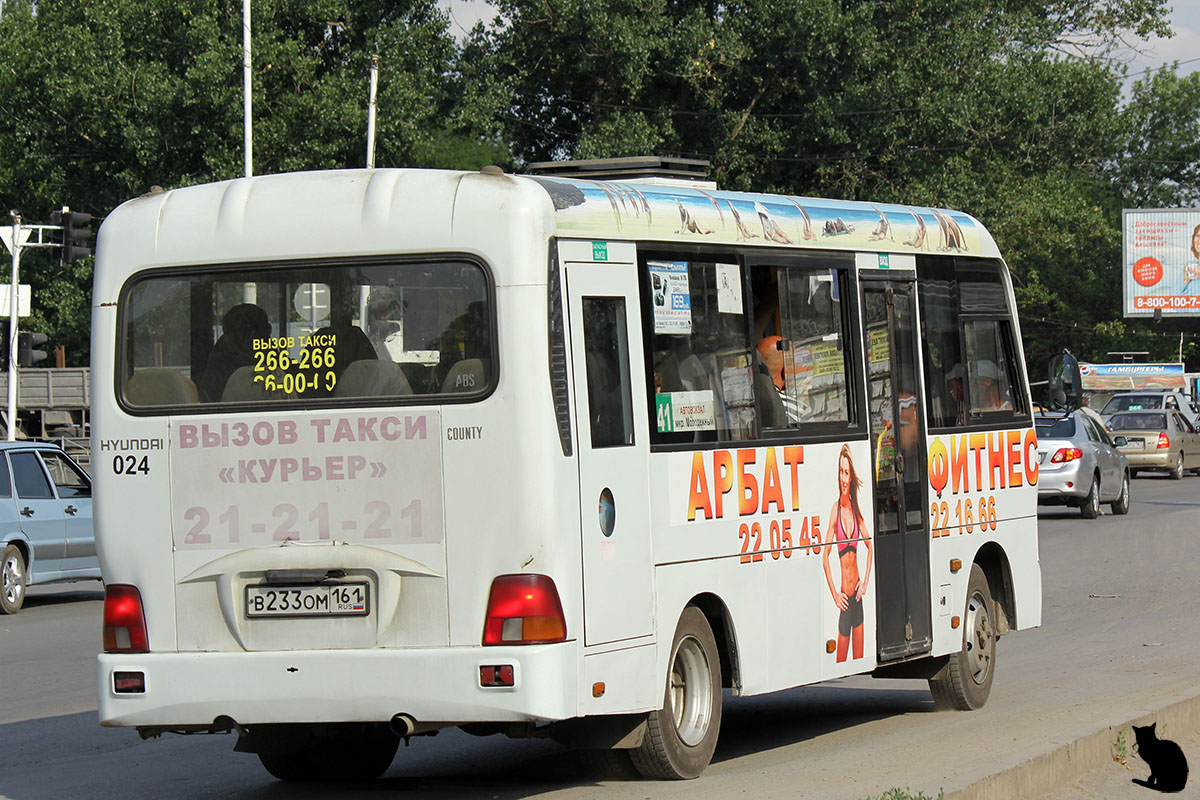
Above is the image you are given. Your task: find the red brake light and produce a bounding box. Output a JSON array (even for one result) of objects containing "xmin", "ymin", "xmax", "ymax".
[
  {"xmin": 483, "ymin": 574, "xmax": 566, "ymax": 645},
  {"xmin": 103, "ymin": 584, "xmax": 149, "ymax": 653},
  {"xmin": 1157, "ymin": 432, "xmax": 1171, "ymax": 450},
  {"xmin": 1050, "ymin": 447, "xmax": 1084, "ymax": 463}
]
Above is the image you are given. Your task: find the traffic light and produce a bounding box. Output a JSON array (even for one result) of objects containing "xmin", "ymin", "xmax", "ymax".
[
  {"xmin": 17, "ymin": 331, "xmax": 48, "ymax": 367},
  {"xmin": 49, "ymin": 207, "xmax": 93, "ymax": 265}
]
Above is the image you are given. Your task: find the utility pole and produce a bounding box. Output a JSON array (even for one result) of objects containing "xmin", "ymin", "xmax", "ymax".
[
  {"xmin": 244, "ymin": 0, "xmax": 253, "ymax": 177},
  {"xmin": 1, "ymin": 212, "xmax": 26, "ymax": 441},
  {"xmin": 367, "ymin": 55, "xmax": 380, "ymax": 168}
]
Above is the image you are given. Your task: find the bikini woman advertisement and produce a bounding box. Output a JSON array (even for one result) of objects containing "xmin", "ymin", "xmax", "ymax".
[
  {"xmin": 1122, "ymin": 208, "xmax": 1200, "ymax": 316},
  {"xmin": 822, "ymin": 444, "xmax": 874, "ymax": 663}
]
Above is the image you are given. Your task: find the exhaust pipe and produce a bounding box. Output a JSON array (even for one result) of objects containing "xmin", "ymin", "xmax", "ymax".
[{"xmin": 389, "ymin": 713, "xmax": 416, "ymax": 737}]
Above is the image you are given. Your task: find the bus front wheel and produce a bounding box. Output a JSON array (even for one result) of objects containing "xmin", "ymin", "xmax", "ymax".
[
  {"xmin": 630, "ymin": 607, "xmax": 722, "ymax": 779},
  {"xmin": 929, "ymin": 564, "xmax": 996, "ymax": 711}
]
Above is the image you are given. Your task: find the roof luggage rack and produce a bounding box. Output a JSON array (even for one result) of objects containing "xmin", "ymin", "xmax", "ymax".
[{"xmin": 527, "ymin": 156, "xmax": 715, "ymax": 189}]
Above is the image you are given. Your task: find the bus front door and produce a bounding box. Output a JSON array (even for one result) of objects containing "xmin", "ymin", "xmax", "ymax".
[
  {"xmin": 861, "ymin": 279, "xmax": 932, "ymax": 662},
  {"xmin": 563, "ymin": 252, "xmax": 655, "ymax": 647}
]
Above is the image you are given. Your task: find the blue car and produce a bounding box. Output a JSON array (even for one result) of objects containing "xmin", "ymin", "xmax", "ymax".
[{"xmin": 0, "ymin": 442, "xmax": 99, "ymax": 614}]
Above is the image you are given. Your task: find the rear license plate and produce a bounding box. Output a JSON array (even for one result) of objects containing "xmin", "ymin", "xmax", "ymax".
[
  {"xmin": 245, "ymin": 583, "xmax": 370, "ymax": 618},
  {"xmin": 1125, "ymin": 440, "xmax": 1145, "ymax": 451}
]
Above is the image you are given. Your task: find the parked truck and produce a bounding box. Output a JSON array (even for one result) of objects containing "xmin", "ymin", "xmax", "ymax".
[{"xmin": 0, "ymin": 367, "xmax": 90, "ymax": 465}]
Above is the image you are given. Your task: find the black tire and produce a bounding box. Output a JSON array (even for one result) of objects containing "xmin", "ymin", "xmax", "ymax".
[
  {"xmin": 630, "ymin": 607, "xmax": 722, "ymax": 780},
  {"xmin": 1079, "ymin": 474, "xmax": 1100, "ymax": 519},
  {"xmin": 1170, "ymin": 452, "xmax": 1184, "ymax": 480},
  {"xmin": 577, "ymin": 748, "xmax": 640, "ymax": 779},
  {"xmin": 258, "ymin": 731, "xmax": 399, "ymax": 782},
  {"xmin": 1, "ymin": 544, "xmax": 27, "ymax": 615},
  {"xmin": 257, "ymin": 751, "xmax": 319, "ymax": 782},
  {"xmin": 929, "ymin": 564, "xmax": 996, "ymax": 711},
  {"xmin": 1110, "ymin": 471, "xmax": 1131, "ymax": 515},
  {"xmin": 1130, "ymin": 469, "xmax": 1140, "ymax": 479}
]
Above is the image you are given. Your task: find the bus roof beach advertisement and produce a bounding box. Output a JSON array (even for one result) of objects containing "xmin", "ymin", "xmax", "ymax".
[{"xmin": 1122, "ymin": 208, "xmax": 1200, "ymax": 317}]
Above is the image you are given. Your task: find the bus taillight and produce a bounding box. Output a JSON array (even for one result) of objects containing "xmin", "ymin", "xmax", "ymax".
[
  {"xmin": 483, "ymin": 574, "xmax": 567, "ymax": 645},
  {"xmin": 103, "ymin": 585, "xmax": 149, "ymax": 653}
]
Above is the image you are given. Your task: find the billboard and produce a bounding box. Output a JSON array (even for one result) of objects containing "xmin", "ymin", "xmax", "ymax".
[
  {"xmin": 1079, "ymin": 362, "xmax": 1186, "ymax": 392},
  {"xmin": 1122, "ymin": 208, "xmax": 1200, "ymax": 317}
]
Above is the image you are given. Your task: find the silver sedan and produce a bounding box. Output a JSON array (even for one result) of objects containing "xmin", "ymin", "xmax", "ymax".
[{"xmin": 1034, "ymin": 411, "xmax": 1131, "ymax": 518}]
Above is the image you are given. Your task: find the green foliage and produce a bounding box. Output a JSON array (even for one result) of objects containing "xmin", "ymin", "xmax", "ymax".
[
  {"xmin": 2, "ymin": 0, "xmax": 1199, "ymax": 374},
  {"xmin": 861, "ymin": 788, "xmax": 945, "ymax": 800},
  {"xmin": 483, "ymin": 0, "xmax": 1199, "ymax": 374},
  {"xmin": 0, "ymin": 0, "xmax": 480, "ymax": 364}
]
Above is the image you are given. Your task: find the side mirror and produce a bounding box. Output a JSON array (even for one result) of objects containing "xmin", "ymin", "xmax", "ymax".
[
  {"xmin": 1113, "ymin": 436, "xmax": 1127, "ymax": 447},
  {"xmin": 1046, "ymin": 352, "xmax": 1082, "ymax": 412}
]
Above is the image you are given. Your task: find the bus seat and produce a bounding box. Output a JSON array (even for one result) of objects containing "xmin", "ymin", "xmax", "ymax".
[
  {"xmin": 335, "ymin": 360, "xmax": 412, "ymax": 398},
  {"xmin": 220, "ymin": 366, "xmax": 276, "ymax": 402},
  {"xmin": 676, "ymin": 354, "xmax": 710, "ymax": 392},
  {"xmin": 126, "ymin": 368, "xmax": 198, "ymax": 405},
  {"xmin": 441, "ymin": 358, "xmax": 489, "ymax": 393}
]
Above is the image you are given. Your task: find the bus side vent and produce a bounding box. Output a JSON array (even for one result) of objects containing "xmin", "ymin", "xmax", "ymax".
[{"xmin": 548, "ymin": 241, "xmax": 573, "ymax": 457}]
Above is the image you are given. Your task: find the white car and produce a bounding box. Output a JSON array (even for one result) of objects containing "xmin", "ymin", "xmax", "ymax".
[{"xmin": 1100, "ymin": 391, "xmax": 1200, "ymax": 429}]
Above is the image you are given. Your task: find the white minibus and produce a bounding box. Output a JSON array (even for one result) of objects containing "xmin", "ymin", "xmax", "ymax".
[{"xmin": 93, "ymin": 163, "xmax": 1041, "ymax": 781}]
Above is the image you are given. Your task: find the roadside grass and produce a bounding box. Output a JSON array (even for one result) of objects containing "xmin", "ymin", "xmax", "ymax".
[
  {"xmin": 1112, "ymin": 725, "xmax": 1137, "ymax": 766},
  {"xmin": 862, "ymin": 790, "xmax": 944, "ymax": 800}
]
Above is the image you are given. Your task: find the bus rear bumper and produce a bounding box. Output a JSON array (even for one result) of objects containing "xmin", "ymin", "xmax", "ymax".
[{"xmin": 98, "ymin": 644, "xmax": 579, "ymax": 729}]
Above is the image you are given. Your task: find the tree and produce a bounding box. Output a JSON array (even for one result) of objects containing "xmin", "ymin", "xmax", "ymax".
[
  {"xmin": 480, "ymin": 0, "xmax": 1200, "ymax": 374},
  {"xmin": 0, "ymin": 0, "xmax": 475, "ymax": 365}
]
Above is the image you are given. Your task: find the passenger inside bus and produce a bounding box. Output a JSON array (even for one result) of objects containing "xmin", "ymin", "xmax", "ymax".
[
  {"xmin": 198, "ymin": 303, "xmax": 271, "ymax": 402},
  {"xmin": 947, "ymin": 365, "xmax": 967, "ymax": 425},
  {"xmin": 756, "ymin": 336, "xmax": 799, "ymax": 423}
]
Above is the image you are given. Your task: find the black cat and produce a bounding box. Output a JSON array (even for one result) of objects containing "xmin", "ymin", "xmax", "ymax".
[{"xmin": 1132, "ymin": 722, "xmax": 1189, "ymax": 793}]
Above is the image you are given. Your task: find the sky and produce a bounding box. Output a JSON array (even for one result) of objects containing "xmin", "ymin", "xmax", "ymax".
[
  {"xmin": 437, "ymin": 0, "xmax": 1200, "ymax": 80},
  {"xmin": 1122, "ymin": 0, "xmax": 1200, "ymax": 80}
]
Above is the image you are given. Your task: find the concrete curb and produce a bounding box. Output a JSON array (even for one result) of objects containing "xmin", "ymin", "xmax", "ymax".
[{"xmin": 945, "ymin": 691, "xmax": 1200, "ymax": 800}]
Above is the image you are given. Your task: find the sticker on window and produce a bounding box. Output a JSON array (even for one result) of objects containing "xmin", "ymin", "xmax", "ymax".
[
  {"xmin": 716, "ymin": 263, "xmax": 742, "ymax": 315},
  {"xmin": 655, "ymin": 391, "xmax": 715, "ymax": 433},
  {"xmin": 648, "ymin": 260, "xmax": 692, "ymax": 334}
]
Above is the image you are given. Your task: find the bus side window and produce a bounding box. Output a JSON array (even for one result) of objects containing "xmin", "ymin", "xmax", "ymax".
[
  {"xmin": 751, "ymin": 259, "xmax": 854, "ymax": 430},
  {"xmin": 917, "ymin": 256, "xmax": 965, "ymax": 429},
  {"xmin": 583, "ymin": 298, "xmax": 634, "ymax": 448},
  {"xmin": 644, "ymin": 257, "xmax": 753, "ymax": 444},
  {"xmin": 965, "ymin": 320, "xmax": 1016, "ymax": 413},
  {"xmin": 918, "ymin": 256, "xmax": 1026, "ymax": 426}
]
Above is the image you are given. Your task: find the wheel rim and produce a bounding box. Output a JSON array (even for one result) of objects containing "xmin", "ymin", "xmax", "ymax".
[
  {"xmin": 963, "ymin": 589, "xmax": 994, "ymax": 686},
  {"xmin": 668, "ymin": 634, "xmax": 713, "ymax": 747},
  {"xmin": 2, "ymin": 552, "xmax": 24, "ymax": 606},
  {"xmin": 1088, "ymin": 480, "xmax": 1099, "ymax": 515},
  {"xmin": 1119, "ymin": 476, "xmax": 1129, "ymax": 507}
]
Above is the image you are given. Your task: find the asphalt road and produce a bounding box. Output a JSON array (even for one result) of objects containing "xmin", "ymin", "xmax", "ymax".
[{"xmin": 2, "ymin": 473, "xmax": 1198, "ymax": 799}]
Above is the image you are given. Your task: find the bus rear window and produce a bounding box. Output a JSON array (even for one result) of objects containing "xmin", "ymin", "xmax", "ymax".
[{"xmin": 120, "ymin": 259, "xmax": 492, "ymax": 410}]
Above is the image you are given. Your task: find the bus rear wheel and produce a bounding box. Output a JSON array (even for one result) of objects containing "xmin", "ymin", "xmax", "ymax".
[
  {"xmin": 257, "ymin": 730, "xmax": 399, "ymax": 782},
  {"xmin": 929, "ymin": 564, "xmax": 996, "ymax": 711},
  {"xmin": 630, "ymin": 607, "xmax": 722, "ymax": 780}
]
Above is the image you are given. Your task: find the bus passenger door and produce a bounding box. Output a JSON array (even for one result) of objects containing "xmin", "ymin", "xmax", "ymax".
[
  {"xmin": 563, "ymin": 254, "xmax": 655, "ymax": 646},
  {"xmin": 861, "ymin": 279, "xmax": 932, "ymax": 661}
]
